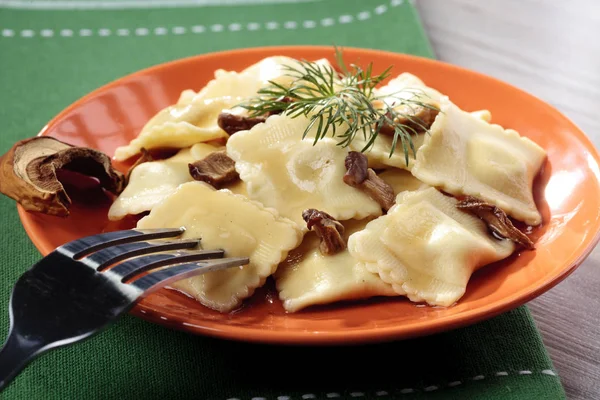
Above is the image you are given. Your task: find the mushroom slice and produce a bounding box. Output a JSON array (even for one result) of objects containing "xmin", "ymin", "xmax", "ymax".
[
  {"xmin": 188, "ymin": 151, "xmax": 239, "ymax": 188},
  {"xmin": 217, "ymin": 112, "xmax": 266, "ymax": 135},
  {"xmin": 302, "ymin": 208, "xmax": 346, "ymax": 255},
  {"xmin": 343, "ymin": 151, "xmax": 396, "ymax": 212},
  {"xmin": 379, "ymin": 106, "xmax": 439, "ymax": 136},
  {"xmin": 0, "ymin": 136, "xmax": 125, "ymax": 217},
  {"xmin": 456, "ymin": 196, "xmax": 535, "ymax": 250}
]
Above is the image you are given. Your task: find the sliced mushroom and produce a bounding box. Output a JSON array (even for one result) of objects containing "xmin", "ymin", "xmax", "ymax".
[
  {"xmin": 379, "ymin": 106, "xmax": 439, "ymax": 136},
  {"xmin": 188, "ymin": 151, "xmax": 239, "ymax": 188},
  {"xmin": 456, "ymin": 195, "xmax": 535, "ymax": 250},
  {"xmin": 217, "ymin": 112, "xmax": 266, "ymax": 135},
  {"xmin": 343, "ymin": 151, "xmax": 395, "ymax": 212},
  {"xmin": 0, "ymin": 136, "xmax": 125, "ymax": 217},
  {"xmin": 302, "ymin": 208, "xmax": 346, "ymax": 255},
  {"xmin": 125, "ymin": 147, "xmax": 153, "ymax": 183}
]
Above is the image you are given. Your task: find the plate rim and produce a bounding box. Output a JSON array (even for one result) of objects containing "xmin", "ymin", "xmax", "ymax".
[{"xmin": 16, "ymin": 44, "xmax": 600, "ymax": 345}]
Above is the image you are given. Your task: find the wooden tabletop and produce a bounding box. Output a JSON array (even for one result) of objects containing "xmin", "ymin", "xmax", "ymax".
[{"xmin": 415, "ymin": 1, "xmax": 600, "ymax": 398}]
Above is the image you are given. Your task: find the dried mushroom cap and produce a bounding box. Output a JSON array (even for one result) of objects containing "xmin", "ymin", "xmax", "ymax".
[
  {"xmin": 302, "ymin": 208, "xmax": 346, "ymax": 255},
  {"xmin": 217, "ymin": 112, "xmax": 267, "ymax": 135},
  {"xmin": 188, "ymin": 151, "xmax": 239, "ymax": 188},
  {"xmin": 456, "ymin": 195, "xmax": 535, "ymax": 250},
  {"xmin": 343, "ymin": 151, "xmax": 396, "ymax": 212},
  {"xmin": 125, "ymin": 147, "xmax": 153, "ymax": 183},
  {"xmin": 343, "ymin": 150, "xmax": 369, "ymax": 186},
  {"xmin": 379, "ymin": 105, "xmax": 439, "ymax": 136},
  {"xmin": 0, "ymin": 136, "xmax": 125, "ymax": 217}
]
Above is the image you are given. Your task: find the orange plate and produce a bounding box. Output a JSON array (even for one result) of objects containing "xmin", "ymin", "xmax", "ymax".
[{"xmin": 17, "ymin": 46, "xmax": 600, "ymax": 345}]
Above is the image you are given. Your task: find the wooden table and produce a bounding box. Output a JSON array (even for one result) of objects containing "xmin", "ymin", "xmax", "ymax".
[{"xmin": 415, "ymin": 1, "xmax": 600, "ymax": 398}]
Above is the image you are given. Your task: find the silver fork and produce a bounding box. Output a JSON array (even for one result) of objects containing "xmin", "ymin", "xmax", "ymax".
[{"xmin": 0, "ymin": 227, "xmax": 248, "ymax": 391}]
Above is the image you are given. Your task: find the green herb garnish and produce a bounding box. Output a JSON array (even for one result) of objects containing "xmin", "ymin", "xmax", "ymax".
[{"xmin": 237, "ymin": 46, "xmax": 439, "ymax": 167}]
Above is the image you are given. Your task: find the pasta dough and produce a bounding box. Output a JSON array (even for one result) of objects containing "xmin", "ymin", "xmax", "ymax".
[
  {"xmin": 378, "ymin": 168, "xmax": 428, "ymax": 195},
  {"xmin": 350, "ymin": 73, "xmax": 492, "ymax": 170},
  {"xmin": 275, "ymin": 219, "xmax": 396, "ymax": 313},
  {"xmin": 226, "ymin": 114, "xmax": 383, "ymax": 228},
  {"xmin": 114, "ymin": 56, "xmax": 334, "ymax": 161},
  {"xmin": 411, "ymin": 97, "xmax": 547, "ymax": 225},
  {"xmin": 347, "ymin": 187, "xmax": 515, "ymax": 306},
  {"xmin": 136, "ymin": 181, "xmax": 303, "ymax": 312},
  {"xmin": 113, "ymin": 98, "xmax": 231, "ymax": 161},
  {"xmin": 108, "ymin": 143, "xmax": 222, "ymax": 220}
]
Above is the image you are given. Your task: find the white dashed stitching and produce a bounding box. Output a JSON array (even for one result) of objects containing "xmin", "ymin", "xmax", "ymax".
[
  {"xmin": 283, "ymin": 21, "xmax": 297, "ymax": 29},
  {"xmin": 0, "ymin": 1, "xmax": 412, "ymax": 39},
  {"xmin": 134, "ymin": 27, "xmax": 148, "ymax": 35},
  {"xmin": 219, "ymin": 370, "xmax": 560, "ymax": 399},
  {"xmin": 154, "ymin": 27, "xmax": 167, "ymax": 35}
]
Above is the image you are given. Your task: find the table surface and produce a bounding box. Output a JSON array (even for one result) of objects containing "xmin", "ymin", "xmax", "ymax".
[{"xmin": 415, "ymin": 1, "xmax": 600, "ymax": 398}]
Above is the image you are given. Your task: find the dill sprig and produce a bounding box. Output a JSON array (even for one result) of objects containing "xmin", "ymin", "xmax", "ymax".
[{"xmin": 236, "ymin": 46, "xmax": 439, "ymax": 166}]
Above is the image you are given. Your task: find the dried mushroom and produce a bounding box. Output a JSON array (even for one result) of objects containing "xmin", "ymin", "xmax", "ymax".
[
  {"xmin": 343, "ymin": 151, "xmax": 395, "ymax": 212},
  {"xmin": 188, "ymin": 151, "xmax": 239, "ymax": 188},
  {"xmin": 302, "ymin": 208, "xmax": 346, "ymax": 255},
  {"xmin": 0, "ymin": 136, "xmax": 125, "ymax": 217},
  {"xmin": 217, "ymin": 112, "xmax": 266, "ymax": 135},
  {"xmin": 125, "ymin": 147, "xmax": 153, "ymax": 183},
  {"xmin": 379, "ymin": 105, "xmax": 439, "ymax": 136},
  {"xmin": 456, "ymin": 195, "xmax": 535, "ymax": 250}
]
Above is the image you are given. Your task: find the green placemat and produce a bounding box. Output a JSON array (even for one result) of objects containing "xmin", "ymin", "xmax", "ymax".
[{"xmin": 0, "ymin": 0, "xmax": 565, "ymax": 399}]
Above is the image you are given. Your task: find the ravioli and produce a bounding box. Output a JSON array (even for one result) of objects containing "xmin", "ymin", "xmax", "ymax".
[
  {"xmin": 347, "ymin": 187, "xmax": 515, "ymax": 306},
  {"xmin": 226, "ymin": 114, "xmax": 382, "ymax": 228},
  {"xmin": 275, "ymin": 219, "xmax": 396, "ymax": 312},
  {"xmin": 411, "ymin": 97, "xmax": 547, "ymax": 225},
  {"xmin": 114, "ymin": 56, "xmax": 334, "ymax": 161},
  {"xmin": 350, "ymin": 73, "xmax": 491, "ymax": 170},
  {"xmin": 136, "ymin": 181, "xmax": 303, "ymax": 312},
  {"xmin": 113, "ymin": 98, "xmax": 232, "ymax": 161},
  {"xmin": 378, "ymin": 168, "xmax": 428, "ymax": 195},
  {"xmin": 108, "ymin": 143, "xmax": 222, "ymax": 220}
]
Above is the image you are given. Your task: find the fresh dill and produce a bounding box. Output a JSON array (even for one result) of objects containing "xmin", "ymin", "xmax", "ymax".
[{"xmin": 236, "ymin": 46, "xmax": 440, "ymax": 166}]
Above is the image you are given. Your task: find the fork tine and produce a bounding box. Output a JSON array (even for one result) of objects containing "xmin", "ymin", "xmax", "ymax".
[
  {"xmin": 106, "ymin": 249, "xmax": 225, "ymax": 282},
  {"xmin": 83, "ymin": 239, "xmax": 201, "ymax": 271},
  {"xmin": 129, "ymin": 257, "xmax": 249, "ymax": 297},
  {"xmin": 58, "ymin": 227, "xmax": 186, "ymax": 259}
]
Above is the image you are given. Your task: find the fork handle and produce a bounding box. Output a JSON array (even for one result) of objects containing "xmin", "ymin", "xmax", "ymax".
[{"xmin": 0, "ymin": 329, "xmax": 44, "ymax": 390}]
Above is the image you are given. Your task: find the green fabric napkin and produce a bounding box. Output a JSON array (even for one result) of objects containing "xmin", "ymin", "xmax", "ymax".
[{"xmin": 0, "ymin": 0, "xmax": 565, "ymax": 399}]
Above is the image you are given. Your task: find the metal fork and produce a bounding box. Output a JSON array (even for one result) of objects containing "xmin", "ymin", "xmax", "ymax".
[{"xmin": 0, "ymin": 227, "xmax": 248, "ymax": 391}]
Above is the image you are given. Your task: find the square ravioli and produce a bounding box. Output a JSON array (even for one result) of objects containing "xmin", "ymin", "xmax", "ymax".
[
  {"xmin": 378, "ymin": 169, "xmax": 429, "ymax": 195},
  {"xmin": 225, "ymin": 114, "xmax": 383, "ymax": 228},
  {"xmin": 275, "ymin": 219, "xmax": 396, "ymax": 313},
  {"xmin": 136, "ymin": 181, "xmax": 303, "ymax": 312},
  {"xmin": 411, "ymin": 97, "xmax": 547, "ymax": 225},
  {"xmin": 108, "ymin": 143, "xmax": 220, "ymax": 220},
  {"xmin": 349, "ymin": 73, "xmax": 491, "ymax": 171},
  {"xmin": 347, "ymin": 187, "xmax": 515, "ymax": 306},
  {"xmin": 114, "ymin": 56, "xmax": 331, "ymax": 161}
]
